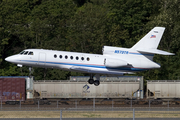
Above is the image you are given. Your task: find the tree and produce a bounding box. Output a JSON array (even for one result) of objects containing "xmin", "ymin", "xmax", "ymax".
[
  {"xmin": 107, "ymin": 0, "xmax": 154, "ymax": 48},
  {"xmin": 0, "ymin": 0, "xmax": 35, "ymax": 76},
  {"xmin": 144, "ymin": 0, "xmax": 180, "ymax": 80},
  {"xmin": 67, "ymin": 2, "xmax": 108, "ymax": 54}
]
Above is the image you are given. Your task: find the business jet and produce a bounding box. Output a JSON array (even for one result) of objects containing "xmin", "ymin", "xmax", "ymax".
[{"xmin": 5, "ymin": 27, "xmax": 174, "ymax": 86}]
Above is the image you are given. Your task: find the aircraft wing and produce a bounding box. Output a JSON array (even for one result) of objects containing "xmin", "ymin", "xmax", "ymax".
[
  {"xmin": 137, "ymin": 48, "xmax": 175, "ymax": 55},
  {"xmin": 70, "ymin": 66, "xmax": 134, "ymax": 75}
]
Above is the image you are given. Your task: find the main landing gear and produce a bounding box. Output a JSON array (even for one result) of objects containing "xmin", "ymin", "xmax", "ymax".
[
  {"xmin": 88, "ymin": 74, "xmax": 100, "ymax": 86},
  {"xmin": 88, "ymin": 79, "xmax": 100, "ymax": 86}
]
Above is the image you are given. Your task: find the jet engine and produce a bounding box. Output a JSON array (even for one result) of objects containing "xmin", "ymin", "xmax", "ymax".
[{"xmin": 104, "ymin": 58, "xmax": 127, "ymax": 68}]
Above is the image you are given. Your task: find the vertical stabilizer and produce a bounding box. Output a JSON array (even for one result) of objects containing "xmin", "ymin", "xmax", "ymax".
[{"xmin": 131, "ymin": 27, "xmax": 165, "ymax": 50}]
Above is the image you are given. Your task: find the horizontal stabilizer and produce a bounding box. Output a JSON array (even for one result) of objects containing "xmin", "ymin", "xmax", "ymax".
[{"xmin": 137, "ymin": 48, "xmax": 175, "ymax": 55}]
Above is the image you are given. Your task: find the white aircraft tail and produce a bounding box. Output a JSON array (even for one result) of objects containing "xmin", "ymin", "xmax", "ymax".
[{"xmin": 131, "ymin": 27, "xmax": 174, "ymax": 56}]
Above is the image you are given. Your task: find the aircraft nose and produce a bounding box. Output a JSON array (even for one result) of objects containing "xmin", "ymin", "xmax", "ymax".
[
  {"xmin": 5, "ymin": 55, "xmax": 18, "ymax": 63},
  {"xmin": 5, "ymin": 56, "xmax": 13, "ymax": 62}
]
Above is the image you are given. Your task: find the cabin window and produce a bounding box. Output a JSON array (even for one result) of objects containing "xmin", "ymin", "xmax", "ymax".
[
  {"xmin": 70, "ymin": 56, "xmax": 73, "ymax": 60},
  {"xmin": 24, "ymin": 51, "xmax": 28, "ymax": 55},
  {"xmin": 28, "ymin": 52, "xmax": 33, "ymax": 55},
  {"xmin": 87, "ymin": 57, "xmax": 90, "ymax": 61},
  {"xmin": 54, "ymin": 54, "xmax": 57, "ymax": 58},
  {"xmin": 19, "ymin": 51, "xmax": 25, "ymax": 55},
  {"xmin": 59, "ymin": 55, "xmax": 62, "ymax": 59},
  {"xmin": 76, "ymin": 56, "xmax": 79, "ymax": 60},
  {"xmin": 81, "ymin": 57, "xmax": 84, "ymax": 61},
  {"xmin": 65, "ymin": 55, "xmax": 68, "ymax": 59}
]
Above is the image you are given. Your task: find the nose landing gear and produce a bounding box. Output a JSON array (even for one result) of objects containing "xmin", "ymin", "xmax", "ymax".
[{"xmin": 29, "ymin": 67, "xmax": 34, "ymax": 77}]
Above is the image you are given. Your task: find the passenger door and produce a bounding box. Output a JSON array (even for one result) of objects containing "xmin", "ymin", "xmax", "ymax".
[{"xmin": 38, "ymin": 53, "xmax": 46, "ymax": 66}]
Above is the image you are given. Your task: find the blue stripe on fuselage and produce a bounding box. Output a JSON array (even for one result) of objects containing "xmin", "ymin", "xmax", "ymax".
[
  {"xmin": 113, "ymin": 50, "xmax": 154, "ymax": 56},
  {"xmin": 20, "ymin": 60, "xmax": 148, "ymax": 71},
  {"xmin": 129, "ymin": 52, "xmax": 154, "ymax": 56}
]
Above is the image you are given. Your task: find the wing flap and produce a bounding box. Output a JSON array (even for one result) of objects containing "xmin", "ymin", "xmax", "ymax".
[{"xmin": 70, "ymin": 66, "xmax": 134, "ymax": 75}]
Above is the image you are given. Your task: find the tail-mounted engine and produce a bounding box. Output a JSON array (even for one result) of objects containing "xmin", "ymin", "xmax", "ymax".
[{"xmin": 104, "ymin": 58, "xmax": 127, "ymax": 68}]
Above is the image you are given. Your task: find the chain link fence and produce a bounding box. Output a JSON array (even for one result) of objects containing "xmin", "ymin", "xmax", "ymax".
[
  {"xmin": 1, "ymin": 99, "xmax": 180, "ymax": 119},
  {"xmin": 1, "ymin": 99, "xmax": 180, "ymax": 110},
  {"xmin": 1, "ymin": 108, "xmax": 180, "ymax": 119}
]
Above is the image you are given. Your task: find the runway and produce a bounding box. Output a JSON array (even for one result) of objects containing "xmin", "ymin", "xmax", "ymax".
[{"xmin": 0, "ymin": 118, "xmax": 180, "ymax": 120}]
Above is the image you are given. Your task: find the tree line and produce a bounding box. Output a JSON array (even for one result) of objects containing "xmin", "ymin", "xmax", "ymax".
[{"xmin": 0, "ymin": 0, "xmax": 179, "ymax": 80}]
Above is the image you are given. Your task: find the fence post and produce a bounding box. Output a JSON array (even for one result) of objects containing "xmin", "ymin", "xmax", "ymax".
[
  {"xmin": 20, "ymin": 101, "xmax": 21, "ymax": 109},
  {"xmin": 131, "ymin": 100, "xmax": 132, "ymax": 108},
  {"xmin": 112, "ymin": 100, "xmax": 114, "ymax": 111},
  {"xmin": 57, "ymin": 101, "xmax": 58, "ymax": 108},
  {"xmin": 149, "ymin": 99, "xmax": 150, "ymax": 109},
  {"xmin": 75, "ymin": 100, "xmax": 77, "ymax": 109},
  {"xmin": 93, "ymin": 98, "xmax": 95, "ymax": 111},
  {"xmin": 168, "ymin": 100, "xmax": 169, "ymax": 111},
  {"xmin": 133, "ymin": 108, "xmax": 135, "ymax": 120},
  {"xmin": 1, "ymin": 99, "xmax": 2, "ymax": 110},
  {"xmin": 38, "ymin": 101, "xmax": 39, "ymax": 109},
  {"xmin": 60, "ymin": 110, "xmax": 62, "ymax": 120}
]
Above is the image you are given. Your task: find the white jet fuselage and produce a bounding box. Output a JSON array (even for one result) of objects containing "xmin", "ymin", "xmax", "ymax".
[
  {"xmin": 5, "ymin": 27, "xmax": 174, "ymax": 86},
  {"xmin": 5, "ymin": 48, "xmax": 160, "ymax": 75}
]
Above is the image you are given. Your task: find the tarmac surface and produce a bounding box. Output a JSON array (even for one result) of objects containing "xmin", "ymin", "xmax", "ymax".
[{"xmin": 0, "ymin": 118, "xmax": 180, "ymax": 120}]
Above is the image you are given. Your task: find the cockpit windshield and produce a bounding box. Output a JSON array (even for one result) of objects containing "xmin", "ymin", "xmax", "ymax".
[
  {"xmin": 19, "ymin": 51, "xmax": 34, "ymax": 55},
  {"xmin": 24, "ymin": 51, "xmax": 28, "ymax": 55},
  {"xmin": 19, "ymin": 51, "xmax": 25, "ymax": 55},
  {"xmin": 28, "ymin": 52, "xmax": 33, "ymax": 55}
]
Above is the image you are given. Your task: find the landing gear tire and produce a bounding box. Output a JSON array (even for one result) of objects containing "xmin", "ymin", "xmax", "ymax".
[
  {"xmin": 94, "ymin": 80, "xmax": 100, "ymax": 86},
  {"xmin": 88, "ymin": 79, "xmax": 94, "ymax": 84}
]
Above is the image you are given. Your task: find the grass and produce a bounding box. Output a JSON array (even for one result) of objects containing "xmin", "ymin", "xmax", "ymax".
[{"xmin": 83, "ymin": 113, "xmax": 101, "ymax": 118}]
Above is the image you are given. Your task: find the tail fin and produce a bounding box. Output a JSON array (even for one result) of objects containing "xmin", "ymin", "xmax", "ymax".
[{"xmin": 131, "ymin": 27, "xmax": 174, "ymax": 55}]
